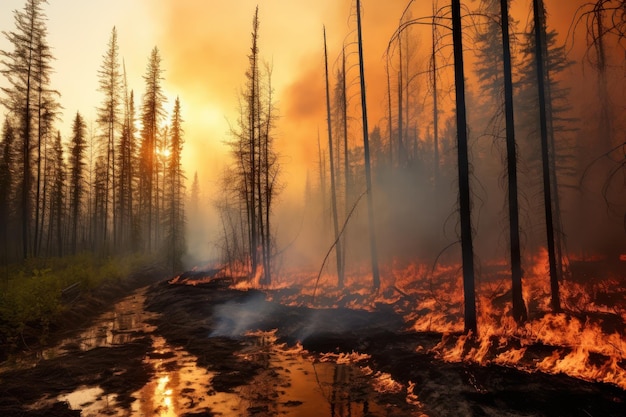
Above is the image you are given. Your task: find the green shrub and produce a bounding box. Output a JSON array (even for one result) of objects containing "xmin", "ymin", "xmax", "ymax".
[{"xmin": 0, "ymin": 252, "xmax": 152, "ymax": 346}]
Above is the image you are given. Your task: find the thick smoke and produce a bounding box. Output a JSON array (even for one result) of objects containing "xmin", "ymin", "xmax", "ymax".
[{"xmin": 146, "ymin": 1, "xmax": 626, "ymax": 274}]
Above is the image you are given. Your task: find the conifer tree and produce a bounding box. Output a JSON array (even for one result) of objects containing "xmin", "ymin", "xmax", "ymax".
[
  {"xmin": 518, "ymin": 1, "xmax": 574, "ymax": 311},
  {"xmin": 48, "ymin": 130, "xmax": 65, "ymax": 256},
  {"xmin": 96, "ymin": 27, "xmax": 122, "ymax": 248},
  {"xmin": 139, "ymin": 47, "xmax": 166, "ymax": 251},
  {"xmin": 166, "ymin": 97, "xmax": 186, "ymax": 271},
  {"xmin": 0, "ymin": 0, "xmax": 55, "ymax": 259},
  {"xmin": 117, "ymin": 65, "xmax": 136, "ymax": 250},
  {"xmin": 69, "ymin": 112, "xmax": 87, "ymax": 254},
  {"xmin": 0, "ymin": 119, "xmax": 16, "ymax": 263}
]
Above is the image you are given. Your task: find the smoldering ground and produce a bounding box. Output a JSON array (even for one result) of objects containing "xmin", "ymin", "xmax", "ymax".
[{"xmin": 143, "ymin": 277, "xmax": 626, "ymax": 417}]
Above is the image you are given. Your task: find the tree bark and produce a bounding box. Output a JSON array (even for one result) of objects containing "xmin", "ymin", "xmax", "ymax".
[
  {"xmin": 451, "ymin": 0, "xmax": 477, "ymax": 333},
  {"xmin": 324, "ymin": 27, "xmax": 344, "ymax": 288},
  {"xmin": 532, "ymin": 0, "xmax": 560, "ymax": 312},
  {"xmin": 356, "ymin": 0, "xmax": 381, "ymax": 291},
  {"xmin": 500, "ymin": 0, "xmax": 527, "ymax": 322}
]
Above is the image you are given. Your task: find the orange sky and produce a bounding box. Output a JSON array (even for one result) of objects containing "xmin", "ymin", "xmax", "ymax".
[{"xmin": 0, "ymin": 0, "xmax": 599, "ymax": 203}]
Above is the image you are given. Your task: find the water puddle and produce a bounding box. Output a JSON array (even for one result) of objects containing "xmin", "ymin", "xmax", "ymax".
[
  {"xmin": 8, "ymin": 286, "xmax": 424, "ymax": 416},
  {"xmin": 43, "ymin": 287, "xmax": 157, "ymax": 358}
]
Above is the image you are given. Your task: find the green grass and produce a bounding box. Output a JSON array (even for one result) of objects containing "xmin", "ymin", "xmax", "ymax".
[{"xmin": 0, "ymin": 252, "xmax": 151, "ymax": 346}]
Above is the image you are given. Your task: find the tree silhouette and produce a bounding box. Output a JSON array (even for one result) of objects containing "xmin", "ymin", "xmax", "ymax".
[
  {"xmin": 117, "ymin": 66, "xmax": 136, "ymax": 251},
  {"xmin": 225, "ymin": 7, "xmax": 280, "ymax": 284},
  {"xmin": 96, "ymin": 26, "xmax": 122, "ymax": 249},
  {"xmin": 0, "ymin": 119, "xmax": 16, "ymax": 264},
  {"xmin": 451, "ymin": 0, "xmax": 477, "ymax": 333},
  {"xmin": 324, "ymin": 27, "xmax": 344, "ymax": 288},
  {"xmin": 69, "ymin": 112, "xmax": 87, "ymax": 255},
  {"xmin": 0, "ymin": 0, "xmax": 55, "ymax": 259},
  {"xmin": 48, "ymin": 130, "xmax": 65, "ymax": 256},
  {"xmin": 356, "ymin": 0, "xmax": 381, "ymax": 292},
  {"xmin": 139, "ymin": 47, "xmax": 166, "ymax": 251},
  {"xmin": 499, "ymin": 0, "xmax": 527, "ymax": 322},
  {"xmin": 165, "ymin": 97, "xmax": 186, "ymax": 272}
]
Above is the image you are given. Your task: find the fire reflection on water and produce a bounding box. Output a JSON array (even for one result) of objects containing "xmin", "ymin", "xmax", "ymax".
[
  {"xmin": 237, "ymin": 330, "xmax": 423, "ymax": 417},
  {"xmin": 132, "ymin": 335, "xmax": 222, "ymax": 416}
]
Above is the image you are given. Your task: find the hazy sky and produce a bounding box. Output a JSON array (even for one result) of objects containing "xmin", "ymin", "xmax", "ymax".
[
  {"xmin": 0, "ymin": 1, "xmax": 410, "ymax": 193},
  {"xmin": 0, "ymin": 0, "xmax": 593, "ymax": 201}
]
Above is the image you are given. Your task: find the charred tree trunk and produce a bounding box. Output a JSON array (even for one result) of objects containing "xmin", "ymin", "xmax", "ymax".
[
  {"xmin": 356, "ymin": 0, "xmax": 381, "ymax": 291},
  {"xmin": 397, "ymin": 72, "xmax": 405, "ymax": 166},
  {"xmin": 593, "ymin": 2, "xmax": 612, "ymax": 151},
  {"xmin": 451, "ymin": 0, "xmax": 477, "ymax": 333},
  {"xmin": 500, "ymin": 0, "xmax": 527, "ymax": 323},
  {"xmin": 546, "ymin": 71, "xmax": 564, "ymax": 285},
  {"xmin": 431, "ymin": 10, "xmax": 440, "ymax": 187},
  {"xmin": 386, "ymin": 62, "xmax": 394, "ymax": 167},
  {"xmin": 317, "ymin": 130, "xmax": 328, "ymax": 232},
  {"xmin": 324, "ymin": 27, "xmax": 344, "ymax": 288},
  {"xmin": 533, "ymin": 0, "xmax": 560, "ymax": 312},
  {"xmin": 249, "ymin": 8, "xmax": 260, "ymax": 276},
  {"xmin": 341, "ymin": 47, "xmax": 350, "ymax": 275},
  {"xmin": 261, "ymin": 66, "xmax": 274, "ymax": 286}
]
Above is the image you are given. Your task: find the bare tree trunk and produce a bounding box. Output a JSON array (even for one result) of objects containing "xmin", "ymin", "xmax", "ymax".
[
  {"xmin": 249, "ymin": 8, "xmax": 259, "ymax": 276},
  {"xmin": 37, "ymin": 126, "xmax": 48, "ymax": 255},
  {"xmin": 533, "ymin": 0, "xmax": 560, "ymax": 312},
  {"xmin": 386, "ymin": 62, "xmax": 394, "ymax": 167},
  {"xmin": 431, "ymin": 10, "xmax": 440, "ymax": 187},
  {"xmin": 342, "ymin": 47, "xmax": 350, "ymax": 274},
  {"xmin": 546, "ymin": 73, "xmax": 564, "ymax": 284},
  {"xmin": 593, "ymin": 2, "xmax": 612, "ymax": 151},
  {"xmin": 397, "ymin": 71, "xmax": 404, "ymax": 166},
  {"xmin": 356, "ymin": 0, "xmax": 380, "ymax": 291},
  {"xmin": 451, "ymin": 0, "xmax": 477, "ymax": 333},
  {"xmin": 262, "ymin": 68, "xmax": 274, "ymax": 286},
  {"xmin": 317, "ymin": 130, "xmax": 327, "ymax": 232},
  {"xmin": 500, "ymin": 0, "xmax": 527, "ymax": 323},
  {"xmin": 324, "ymin": 27, "xmax": 344, "ymax": 288},
  {"xmin": 34, "ymin": 88, "xmax": 42, "ymax": 257}
]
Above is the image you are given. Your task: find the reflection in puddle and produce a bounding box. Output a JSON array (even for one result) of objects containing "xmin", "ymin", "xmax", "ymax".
[
  {"xmin": 132, "ymin": 335, "xmax": 219, "ymax": 416},
  {"xmin": 232, "ymin": 331, "xmax": 422, "ymax": 417},
  {"xmin": 43, "ymin": 288, "xmax": 157, "ymax": 358},
  {"xmin": 57, "ymin": 386, "xmax": 119, "ymax": 417},
  {"xmin": 13, "ymin": 287, "xmax": 425, "ymax": 416}
]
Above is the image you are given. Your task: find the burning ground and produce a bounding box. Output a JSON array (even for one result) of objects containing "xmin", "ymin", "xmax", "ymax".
[
  {"xmin": 150, "ymin": 269, "xmax": 626, "ymax": 416},
  {"xmin": 0, "ymin": 260, "xmax": 625, "ymax": 416}
]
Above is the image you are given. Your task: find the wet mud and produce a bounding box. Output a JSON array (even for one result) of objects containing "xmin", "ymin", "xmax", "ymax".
[{"xmin": 0, "ymin": 274, "xmax": 624, "ymax": 416}]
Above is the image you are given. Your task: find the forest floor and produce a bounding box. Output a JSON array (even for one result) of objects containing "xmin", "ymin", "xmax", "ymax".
[{"xmin": 0, "ymin": 268, "xmax": 625, "ymax": 416}]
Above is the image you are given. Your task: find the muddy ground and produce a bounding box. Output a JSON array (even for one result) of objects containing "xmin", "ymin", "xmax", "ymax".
[{"xmin": 0, "ymin": 271, "xmax": 625, "ymax": 416}]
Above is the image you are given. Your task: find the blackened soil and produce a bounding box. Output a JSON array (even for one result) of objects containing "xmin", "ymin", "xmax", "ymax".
[{"xmin": 146, "ymin": 279, "xmax": 626, "ymax": 417}]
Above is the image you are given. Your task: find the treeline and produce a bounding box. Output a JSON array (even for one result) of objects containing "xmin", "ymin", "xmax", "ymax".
[{"xmin": 0, "ymin": 0, "xmax": 186, "ymax": 271}]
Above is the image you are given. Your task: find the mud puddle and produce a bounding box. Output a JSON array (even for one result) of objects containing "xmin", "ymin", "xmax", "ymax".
[{"xmin": 1, "ymin": 285, "xmax": 422, "ymax": 416}]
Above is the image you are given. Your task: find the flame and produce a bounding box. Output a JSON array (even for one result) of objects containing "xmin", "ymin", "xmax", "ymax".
[
  {"xmin": 370, "ymin": 371, "xmax": 404, "ymax": 394},
  {"xmin": 175, "ymin": 251, "xmax": 626, "ymax": 389},
  {"xmin": 319, "ymin": 351, "xmax": 371, "ymax": 364}
]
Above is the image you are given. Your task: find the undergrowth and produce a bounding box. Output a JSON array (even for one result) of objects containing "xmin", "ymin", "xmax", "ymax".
[{"xmin": 0, "ymin": 252, "xmax": 151, "ymax": 350}]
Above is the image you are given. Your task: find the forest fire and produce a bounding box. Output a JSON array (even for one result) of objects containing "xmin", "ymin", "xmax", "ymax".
[
  {"xmin": 2, "ymin": 0, "xmax": 626, "ymax": 415},
  {"xmin": 171, "ymin": 248, "xmax": 626, "ymax": 393}
]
